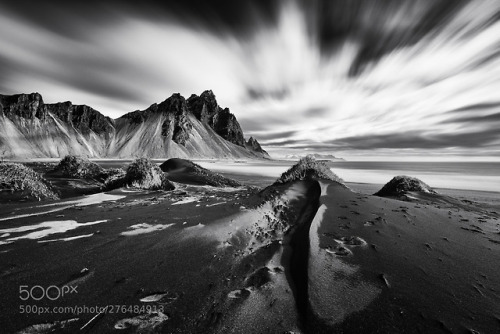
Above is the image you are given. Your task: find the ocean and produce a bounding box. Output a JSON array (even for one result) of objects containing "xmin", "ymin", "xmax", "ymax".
[
  {"xmin": 196, "ymin": 160, "xmax": 500, "ymax": 194},
  {"xmin": 330, "ymin": 161, "xmax": 500, "ymax": 193}
]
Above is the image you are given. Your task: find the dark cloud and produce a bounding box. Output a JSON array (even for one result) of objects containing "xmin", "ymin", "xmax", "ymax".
[
  {"xmin": 2, "ymin": 0, "xmax": 466, "ymax": 79},
  {"xmin": 304, "ymin": 106, "xmax": 330, "ymax": 117},
  {"xmin": 262, "ymin": 138, "xmax": 306, "ymax": 147},
  {"xmin": 0, "ymin": 0, "xmax": 280, "ymax": 40},
  {"xmin": 260, "ymin": 127, "xmax": 500, "ymax": 151},
  {"xmin": 442, "ymin": 112, "xmax": 500, "ymax": 124},
  {"xmin": 328, "ymin": 128, "xmax": 500, "ymax": 150},
  {"xmin": 0, "ymin": 1, "xmax": 123, "ymax": 41},
  {"xmin": 447, "ymin": 102, "xmax": 500, "ymax": 113},
  {"xmin": 239, "ymin": 119, "xmax": 275, "ymax": 132},
  {"xmin": 309, "ymin": 0, "xmax": 468, "ymax": 75},
  {"xmin": 0, "ymin": 30, "xmax": 151, "ymax": 105},
  {"xmin": 0, "ymin": 54, "xmax": 14, "ymax": 92},
  {"xmin": 246, "ymin": 87, "xmax": 290, "ymax": 101},
  {"xmin": 239, "ymin": 117, "xmax": 295, "ymax": 132},
  {"xmin": 251, "ymin": 130, "xmax": 298, "ymax": 141},
  {"xmin": 56, "ymin": 57, "xmax": 155, "ymax": 104},
  {"xmin": 1, "ymin": 0, "xmax": 499, "ymax": 159}
]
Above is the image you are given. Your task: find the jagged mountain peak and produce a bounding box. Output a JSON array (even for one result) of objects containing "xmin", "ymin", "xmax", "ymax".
[
  {"xmin": 247, "ymin": 136, "xmax": 258, "ymax": 145},
  {"xmin": 186, "ymin": 91, "xmax": 246, "ymax": 147},
  {"xmin": 0, "ymin": 92, "xmax": 114, "ymax": 136},
  {"xmin": 0, "ymin": 92, "xmax": 44, "ymax": 119},
  {"xmin": 212, "ymin": 107, "xmax": 245, "ymax": 147},
  {"xmin": 246, "ymin": 137, "xmax": 267, "ymax": 154},
  {"xmin": 158, "ymin": 93, "xmax": 188, "ymax": 115},
  {"xmin": 122, "ymin": 93, "xmax": 188, "ymax": 122},
  {"xmin": 187, "ymin": 90, "xmax": 220, "ymax": 123},
  {"xmin": 0, "ymin": 92, "xmax": 43, "ymax": 102},
  {"xmin": 0, "ymin": 91, "xmax": 269, "ymax": 160},
  {"xmin": 200, "ymin": 89, "xmax": 216, "ymax": 98}
]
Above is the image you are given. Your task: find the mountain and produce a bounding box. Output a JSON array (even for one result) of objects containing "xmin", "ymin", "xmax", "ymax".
[
  {"xmin": 0, "ymin": 91, "xmax": 269, "ymax": 159},
  {"xmin": 284, "ymin": 153, "xmax": 344, "ymax": 161}
]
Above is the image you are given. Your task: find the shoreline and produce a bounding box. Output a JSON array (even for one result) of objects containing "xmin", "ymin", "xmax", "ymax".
[{"xmin": 3, "ymin": 158, "xmax": 499, "ymax": 199}]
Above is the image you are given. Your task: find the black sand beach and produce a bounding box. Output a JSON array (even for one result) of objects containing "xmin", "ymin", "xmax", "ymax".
[{"xmin": 0, "ymin": 160, "xmax": 499, "ymax": 333}]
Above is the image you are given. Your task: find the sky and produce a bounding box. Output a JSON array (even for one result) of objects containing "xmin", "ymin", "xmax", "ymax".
[{"xmin": 0, "ymin": 0, "xmax": 499, "ymax": 160}]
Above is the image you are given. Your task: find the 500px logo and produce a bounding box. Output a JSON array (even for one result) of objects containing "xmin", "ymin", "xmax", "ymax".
[{"xmin": 19, "ymin": 285, "xmax": 78, "ymax": 301}]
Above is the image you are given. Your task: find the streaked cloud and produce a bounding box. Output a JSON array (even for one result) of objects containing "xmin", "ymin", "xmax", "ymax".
[{"xmin": 0, "ymin": 0, "xmax": 499, "ymax": 159}]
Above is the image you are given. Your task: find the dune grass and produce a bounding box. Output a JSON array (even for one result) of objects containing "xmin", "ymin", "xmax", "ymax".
[
  {"xmin": 274, "ymin": 156, "xmax": 344, "ymax": 185},
  {"xmin": 160, "ymin": 158, "xmax": 242, "ymax": 187},
  {"xmin": 0, "ymin": 162, "xmax": 59, "ymax": 200},
  {"xmin": 55, "ymin": 155, "xmax": 103, "ymax": 178},
  {"xmin": 375, "ymin": 175, "xmax": 436, "ymax": 196},
  {"xmin": 106, "ymin": 158, "xmax": 174, "ymax": 190}
]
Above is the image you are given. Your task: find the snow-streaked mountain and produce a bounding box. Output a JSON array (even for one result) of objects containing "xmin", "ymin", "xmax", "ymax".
[{"xmin": 0, "ymin": 91, "xmax": 269, "ymax": 160}]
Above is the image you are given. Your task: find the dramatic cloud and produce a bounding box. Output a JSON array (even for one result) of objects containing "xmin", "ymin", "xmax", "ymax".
[
  {"xmin": 0, "ymin": 0, "xmax": 499, "ymax": 159},
  {"xmin": 328, "ymin": 128, "xmax": 500, "ymax": 150}
]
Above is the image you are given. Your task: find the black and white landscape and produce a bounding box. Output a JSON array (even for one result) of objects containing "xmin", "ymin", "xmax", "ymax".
[{"xmin": 1, "ymin": 1, "xmax": 500, "ymax": 334}]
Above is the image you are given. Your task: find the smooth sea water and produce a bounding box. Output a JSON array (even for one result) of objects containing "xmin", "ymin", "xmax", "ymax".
[
  {"xmin": 196, "ymin": 160, "xmax": 500, "ymax": 194},
  {"xmin": 330, "ymin": 161, "xmax": 500, "ymax": 193},
  {"xmin": 34, "ymin": 158, "xmax": 498, "ymax": 193}
]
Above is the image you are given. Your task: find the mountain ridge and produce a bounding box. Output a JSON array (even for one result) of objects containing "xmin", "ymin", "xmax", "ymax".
[
  {"xmin": 284, "ymin": 153, "xmax": 344, "ymax": 161},
  {"xmin": 0, "ymin": 91, "xmax": 269, "ymax": 160}
]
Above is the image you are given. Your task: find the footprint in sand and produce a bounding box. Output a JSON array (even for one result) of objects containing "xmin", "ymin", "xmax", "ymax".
[
  {"xmin": 272, "ymin": 266, "xmax": 284, "ymax": 274},
  {"xmin": 325, "ymin": 235, "xmax": 367, "ymax": 256},
  {"xmin": 325, "ymin": 245, "xmax": 352, "ymax": 256},
  {"xmin": 245, "ymin": 267, "xmax": 272, "ymax": 289},
  {"xmin": 340, "ymin": 236, "xmax": 367, "ymax": 246},
  {"xmin": 227, "ymin": 289, "xmax": 251, "ymax": 299},
  {"xmin": 374, "ymin": 216, "xmax": 387, "ymax": 224},
  {"xmin": 140, "ymin": 292, "xmax": 178, "ymax": 304},
  {"xmin": 379, "ymin": 273, "xmax": 391, "ymax": 288}
]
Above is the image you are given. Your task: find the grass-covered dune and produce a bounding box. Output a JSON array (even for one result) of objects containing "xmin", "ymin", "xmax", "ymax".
[
  {"xmin": 52, "ymin": 155, "xmax": 124, "ymax": 182},
  {"xmin": 375, "ymin": 175, "xmax": 436, "ymax": 197},
  {"xmin": 106, "ymin": 158, "xmax": 175, "ymax": 191},
  {"xmin": 274, "ymin": 156, "xmax": 344, "ymax": 185},
  {"xmin": 160, "ymin": 158, "xmax": 242, "ymax": 187},
  {"xmin": 0, "ymin": 162, "xmax": 58, "ymax": 201}
]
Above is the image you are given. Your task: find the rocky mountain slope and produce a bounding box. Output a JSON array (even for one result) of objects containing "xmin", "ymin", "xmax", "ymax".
[{"xmin": 0, "ymin": 91, "xmax": 269, "ymax": 159}]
